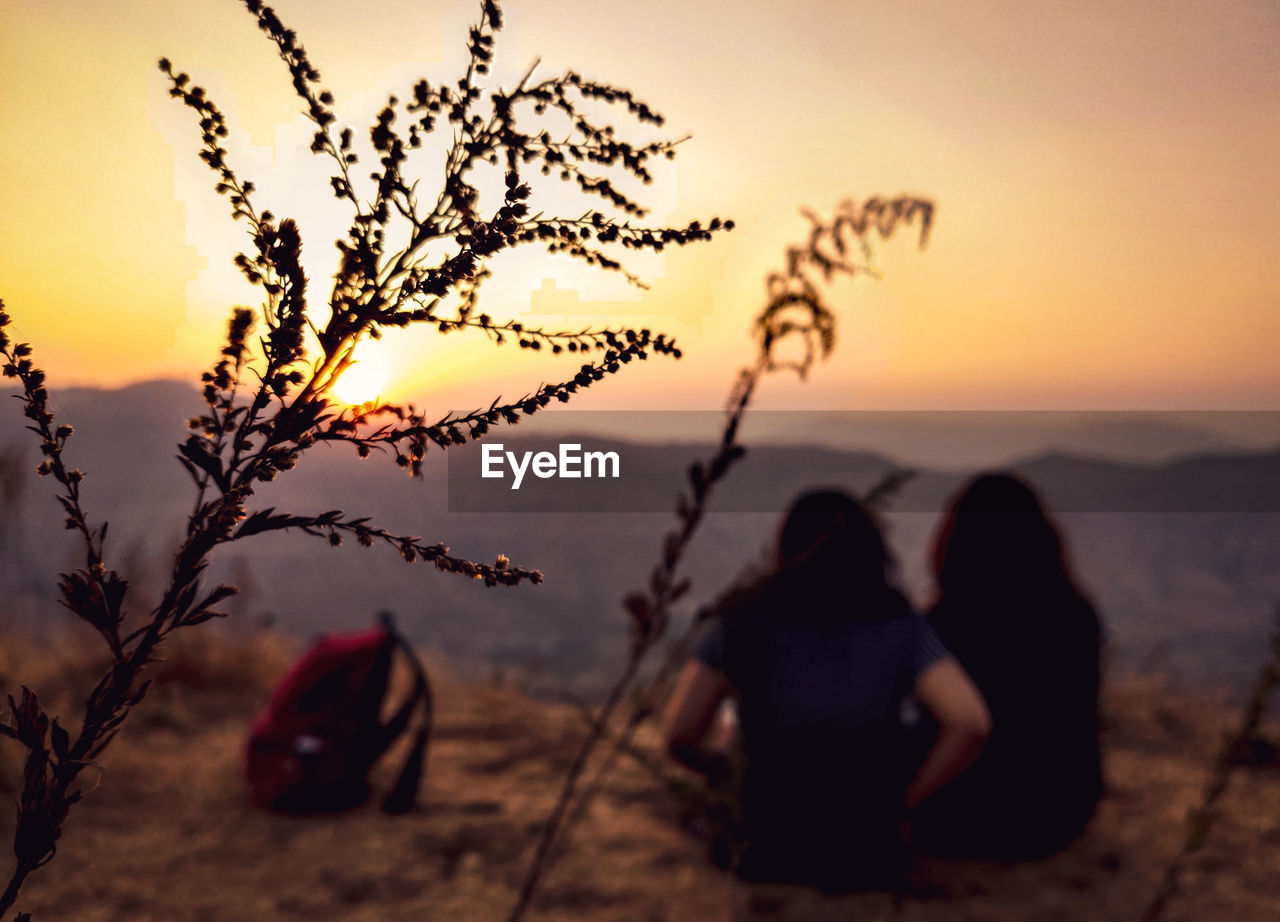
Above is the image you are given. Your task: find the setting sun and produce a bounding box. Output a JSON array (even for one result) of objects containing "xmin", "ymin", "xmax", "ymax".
[{"xmin": 330, "ymin": 338, "xmax": 391, "ymax": 406}]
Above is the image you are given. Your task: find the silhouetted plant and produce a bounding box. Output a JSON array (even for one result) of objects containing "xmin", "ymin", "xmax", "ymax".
[
  {"xmin": 0, "ymin": 0, "xmax": 731, "ymax": 915},
  {"xmin": 1141, "ymin": 604, "xmax": 1280, "ymax": 922},
  {"xmin": 507, "ymin": 196, "xmax": 933, "ymax": 922}
]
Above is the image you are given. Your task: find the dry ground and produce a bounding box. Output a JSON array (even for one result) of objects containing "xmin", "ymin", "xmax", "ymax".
[{"xmin": 1, "ymin": 630, "xmax": 1279, "ymax": 922}]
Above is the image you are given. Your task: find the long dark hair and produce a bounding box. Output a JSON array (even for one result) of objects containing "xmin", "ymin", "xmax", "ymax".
[
  {"xmin": 710, "ymin": 489, "xmax": 907, "ymax": 624},
  {"xmin": 931, "ymin": 472, "xmax": 1082, "ymax": 605}
]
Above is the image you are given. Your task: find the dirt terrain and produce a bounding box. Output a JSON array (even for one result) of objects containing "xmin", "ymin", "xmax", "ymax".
[{"xmin": 1, "ymin": 630, "xmax": 1279, "ymax": 922}]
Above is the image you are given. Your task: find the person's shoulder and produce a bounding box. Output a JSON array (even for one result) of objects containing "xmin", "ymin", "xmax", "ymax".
[
  {"xmin": 925, "ymin": 595, "xmax": 964, "ymax": 632},
  {"xmin": 1061, "ymin": 590, "xmax": 1104, "ymax": 646},
  {"xmin": 856, "ymin": 601, "xmax": 931, "ymax": 642},
  {"xmin": 879, "ymin": 605, "xmax": 950, "ymax": 678},
  {"xmin": 1066, "ymin": 589, "xmax": 1101, "ymax": 621},
  {"xmin": 705, "ymin": 574, "xmax": 772, "ymax": 623},
  {"xmin": 877, "ymin": 609, "xmax": 923, "ymax": 630},
  {"xmin": 869, "ymin": 589, "xmax": 921, "ymax": 627},
  {"xmin": 692, "ymin": 584, "xmax": 774, "ymax": 667}
]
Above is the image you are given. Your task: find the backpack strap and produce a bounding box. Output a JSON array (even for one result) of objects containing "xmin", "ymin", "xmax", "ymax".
[{"xmin": 375, "ymin": 613, "xmax": 434, "ymax": 814}]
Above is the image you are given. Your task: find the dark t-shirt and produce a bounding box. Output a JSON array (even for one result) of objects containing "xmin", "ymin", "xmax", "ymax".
[{"xmin": 694, "ymin": 602, "xmax": 947, "ymax": 889}]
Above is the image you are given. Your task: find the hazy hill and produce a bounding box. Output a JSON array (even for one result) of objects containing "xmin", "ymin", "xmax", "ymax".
[
  {"xmin": 2, "ymin": 381, "xmax": 1278, "ymax": 692},
  {"xmin": 742, "ymin": 410, "xmax": 1269, "ymax": 468}
]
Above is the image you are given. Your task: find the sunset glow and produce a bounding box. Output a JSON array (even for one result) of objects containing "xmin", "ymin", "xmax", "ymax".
[
  {"xmin": 330, "ymin": 338, "xmax": 392, "ymax": 407},
  {"xmin": 1, "ymin": 1, "xmax": 1277, "ymax": 411}
]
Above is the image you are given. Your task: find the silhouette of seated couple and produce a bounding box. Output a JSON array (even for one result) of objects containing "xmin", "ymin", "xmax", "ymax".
[{"xmin": 663, "ymin": 473, "xmax": 1103, "ymax": 893}]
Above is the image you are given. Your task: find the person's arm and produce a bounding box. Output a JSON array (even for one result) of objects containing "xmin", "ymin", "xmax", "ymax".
[
  {"xmin": 662, "ymin": 660, "xmax": 732, "ymax": 776},
  {"xmin": 905, "ymin": 656, "xmax": 991, "ymax": 809}
]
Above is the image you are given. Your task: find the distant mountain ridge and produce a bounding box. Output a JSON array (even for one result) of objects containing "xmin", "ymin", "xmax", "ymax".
[{"xmin": 2, "ymin": 381, "xmax": 1278, "ymax": 693}]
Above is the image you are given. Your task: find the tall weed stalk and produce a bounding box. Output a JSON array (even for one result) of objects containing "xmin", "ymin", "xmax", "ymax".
[
  {"xmin": 506, "ymin": 197, "xmax": 933, "ymax": 921},
  {"xmin": 1141, "ymin": 605, "xmax": 1280, "ymax": 921}
]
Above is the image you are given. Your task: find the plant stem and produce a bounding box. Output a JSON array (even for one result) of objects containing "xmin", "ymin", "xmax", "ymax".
[
  {"xmin": 506, "ymin": 650, "xmax": 643, "ymax": 922},
  {"xmin": 0, "ymin": 861, "xmax": 32, "ymax": 920}
]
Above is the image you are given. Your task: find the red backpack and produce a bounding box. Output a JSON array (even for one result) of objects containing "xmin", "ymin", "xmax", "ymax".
[{"xmin": 245, "ymin": 614, "xmax": 433, "ymax": 814}]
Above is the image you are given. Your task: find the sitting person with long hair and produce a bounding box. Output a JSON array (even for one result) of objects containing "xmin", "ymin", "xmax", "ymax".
[
  {"xmin": 662, "ymin": 489, "xmax": 991, "ymax": 892},
  {"xmin": 911, "ymin": 472, "xmax": 1104, "ymax": 860}
]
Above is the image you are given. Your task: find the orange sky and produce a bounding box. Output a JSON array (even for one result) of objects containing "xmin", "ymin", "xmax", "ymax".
[{"xmin": 2, "ymin": 0, "xmax": 1278, "ymax": 412}]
